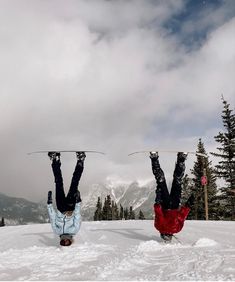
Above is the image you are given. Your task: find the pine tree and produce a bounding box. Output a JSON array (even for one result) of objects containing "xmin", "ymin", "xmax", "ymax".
[
  {"xmin": 138, "ymin": 210, "xmax": 145, "ymax": 220},
  {"xmin": 212, "ymin": 97, "xmax": 235, "ymax": 220},
  {"xmin": 94, "ymin": 197, "xmax": 103, "ymax": 221},
  {"xmin": 190, "ymin": 139, "xmax": 218, "ymax": 220},
  {"xmin": 181, "ymin": 174, "xmax": 193, "ymax": 205},
  {"xmin": 106, "ymin": 195, "xmax": 112, "ymax": 220},
  {"xmin": 0, "ymin": 217, "xmax": 5, "ymax": 227},
  {"xmin": 129, "ymin": 206, "xmax": 135, "ymax": 219},
  {"xmin": 111, "ymin": 201, "xmax": 119, "ymax": 220},
  {"xmin": 124, "ymin": 207, "xmax": 129, "ymax": 220},
  {"xmin": 102, "ymin": 197, "xmax": 108, "ymax": 220},
  {"xmin": 119, "ymin": 204, "xmax": 124, "ymax": 220}
]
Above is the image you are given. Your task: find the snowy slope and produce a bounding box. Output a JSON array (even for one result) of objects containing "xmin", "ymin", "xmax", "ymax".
[{"xmin": 0, "ymin": 220, "xmax": 234, "ymax": 281}]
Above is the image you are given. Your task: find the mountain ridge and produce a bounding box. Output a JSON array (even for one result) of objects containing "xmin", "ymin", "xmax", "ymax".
[{"xmin": 0, "ymin": 180, "xmax": 156, "ymax": 225}]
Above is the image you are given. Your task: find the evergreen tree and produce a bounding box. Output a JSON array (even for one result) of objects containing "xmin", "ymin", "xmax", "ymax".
[
  {"xmin": 102, "ymin": 197, "xmax": 108, "ymax": 220},
  {"xmin": 212, "ymin": 97, "xmax": 235, "ymax": 220},
  {"xmin": 190, "ymin": 139, "xmax": 218, "ymax": 220},
  {"xmin": 129, "ymin": 206, "xmax": 135, "ymax": 219},
  {"xmin": 124, "ymin": 207, "xmax": 129, "ymax": 220},
  {"xmin": 94, "ymin": 197, "xmax": 103, "ymax": 221},
  {"xmin": 119, "ymin": 204, "xmax": 124, "ymax": 220},
  {"xmin": 111, "ymin": 201, "xmax": 119, "ymax": 220},
  {"xmin": 181, "ymin": 174, "xmax": 193, "ymax": 205},
  {"xmin": 106, "ymin": 195, "xmax": 112, "ymax": 220},
  {"xmin": 138, "ymin": 210, "xmax": 145, "ymax": 220},
  {"xmin": 0, "ymin": 217, "xmax": 5, "ymax": 227}
]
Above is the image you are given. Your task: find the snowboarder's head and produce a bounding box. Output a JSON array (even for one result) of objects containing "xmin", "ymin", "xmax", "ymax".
[{"xmin": 60, "ymin": 234, "xmax": 73, "ymax": 246}]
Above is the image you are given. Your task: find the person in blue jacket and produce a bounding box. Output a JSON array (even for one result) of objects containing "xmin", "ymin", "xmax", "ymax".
[{"xmin": 47, "ymin": 151, "xmax": 85, "ymax": 246}]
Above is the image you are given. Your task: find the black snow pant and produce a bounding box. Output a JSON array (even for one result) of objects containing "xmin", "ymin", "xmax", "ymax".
[
  {"xmin": 52, "ymin": 159, "xmax": 83, "ymax": 213},
  {"xmin": 151, "ymin": 157, "xmax": 185, "ymax": 210}
]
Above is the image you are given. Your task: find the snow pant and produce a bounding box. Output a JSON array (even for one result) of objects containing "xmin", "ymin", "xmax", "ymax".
[
  {"xmin": 151, "ymin": 157, "xmax": 185, "ymax": 210},
  {"xmin": 52, "ymin": 159, "xmax": 83, "ymax": 213}
]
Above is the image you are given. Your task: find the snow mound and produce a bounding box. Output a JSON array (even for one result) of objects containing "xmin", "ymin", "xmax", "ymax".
[
  {"xmin": 136, "ymin": 240, "xmax": 184, "ymax": 253},
  {"xmin": 136, "ymin": 240, "xmax": 161, "ymax": 252},
  {"xmin": 193, "ymin": 237, "xmax": 218, "ymax": 247}
]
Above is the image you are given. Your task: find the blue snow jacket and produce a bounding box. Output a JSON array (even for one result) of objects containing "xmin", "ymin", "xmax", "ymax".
[{"xmin": 47, "ymin": 203, "xmax": 82, "ymax": 236}]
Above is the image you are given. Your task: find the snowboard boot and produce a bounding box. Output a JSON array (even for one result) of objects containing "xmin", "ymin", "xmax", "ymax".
[
  {"xmin": 150, "ymin": 151, "xmax": 159, "ymax": 160},
  {"xmin": 173, "ymin": 152, "xmax": 187, "ymax": 184},
  {"xmin": 48, "ymin": 152, "xmax": 61, "ymax": 161},
  {"xmin": 76, "ymin": 152, "xmax": 86, "ymax": 162},
  {"xmin": 177, "ymin": 152, "xmax": 188, "ymax": 163}
]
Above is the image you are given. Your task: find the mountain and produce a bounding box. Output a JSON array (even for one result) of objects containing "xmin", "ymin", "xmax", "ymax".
[
  {"xmin": 82, "ymin": 180, "xmax": 156, "ymax": 220},
  {"xmin": 0, "ymin": 180, "xmax": 156, "ymax": 224},
  {"xmin": 0, "ymin": 193, "xmax": 48, "ymax": 225}
]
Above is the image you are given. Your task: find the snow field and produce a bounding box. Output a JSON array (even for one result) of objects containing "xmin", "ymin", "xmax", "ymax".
[{"xmin": 0, "ymin": 220, "xmax": 234, "ymax": 281}]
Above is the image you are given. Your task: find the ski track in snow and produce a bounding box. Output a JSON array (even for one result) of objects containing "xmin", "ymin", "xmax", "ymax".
[{"xmin": 0, "ymin": 220, "xmax": 234, "ymax": 281}]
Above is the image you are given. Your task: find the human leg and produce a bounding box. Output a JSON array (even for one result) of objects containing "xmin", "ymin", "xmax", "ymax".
[
  {"xmin": 170, "ymin": 152, "xmax": 187, "ymax": 209},
  {"xmin": 48, "ymin": 152, "xmax": 67, "ymax": 213},
  {"xmin": 66, "ymin": 152, "xmax": 85, "ymax": 209},
  {"xmin": 150, "ymin": 152, "xmax": 170, "ymax": 209}
]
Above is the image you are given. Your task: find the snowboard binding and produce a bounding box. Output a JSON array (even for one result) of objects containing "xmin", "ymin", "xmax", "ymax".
[
  {"xmin": 76, "ymin": 152, "xmax": 86, "ymax": 162},
  {"xmin": 177, "ymin": 152, "xmax": 188, "ymax": 162},
  {"xmin": 149, "ymin": 151, "xmax": 159, "ymax": 160},
  {"xmin": 48, "ymin": 152, "xmax": 61, "ymax": 161}
]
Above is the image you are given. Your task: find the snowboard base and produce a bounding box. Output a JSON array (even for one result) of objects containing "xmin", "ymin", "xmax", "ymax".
[
  {"xmin": 28, "ymin": 150, "xmax": 105, "ymax": 155},
  {"xmin": 128, "ymin": 150, "xmax": 207, "ymax": 157}
]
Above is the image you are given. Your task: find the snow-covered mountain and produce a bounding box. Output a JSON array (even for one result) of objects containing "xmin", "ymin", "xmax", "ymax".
[
  {"xmin": 0, "ymin": 180, "xmax": 156, "ymax": 224},
  {"xmin": 0, "ymin": 193, "xmax": 48, "ymax": 225},
  {"xmin": 82, "ymin": 180, "xmax": 156, "ymax": 220}
]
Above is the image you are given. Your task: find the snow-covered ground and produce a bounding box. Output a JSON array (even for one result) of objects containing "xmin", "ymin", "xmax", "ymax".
[{"xmin": 0, "ymin": 220, "xmax": 234, "ymax": 281}]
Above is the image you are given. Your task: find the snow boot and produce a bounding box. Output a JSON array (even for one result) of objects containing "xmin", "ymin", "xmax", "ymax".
[
  {"xmin": 76, "ymin": 152, "xmax": 86, "ymax": 162},
  {"xmin": 177, "ymin": 152, "xmax": 188, "ymax": 163},
  {"xmin": 150, "ymin": 151, "xmax": 159, "ymax": 160},
  {"xmin": 48, "ymin": 152, "xmax": 60, "ymax": 161}
]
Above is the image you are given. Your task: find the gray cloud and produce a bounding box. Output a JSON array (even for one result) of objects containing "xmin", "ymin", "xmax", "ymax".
[{"xmin": 0, "ymin": 0, "xmax": 234, "ymax": 201}]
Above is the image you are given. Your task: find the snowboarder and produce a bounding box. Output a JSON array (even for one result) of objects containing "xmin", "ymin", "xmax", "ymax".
[
  {"xmin": 47, "ymin": 151, "xmax": 86, "ymax": 246},
  {"xmin": 150, "ymin": 152, "xmax": 194, "ymax": 242}
]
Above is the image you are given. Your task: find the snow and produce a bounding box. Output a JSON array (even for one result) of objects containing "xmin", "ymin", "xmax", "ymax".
[{"xmin": 0, "ymin": 220, "xmax": 234, "ymax": 281}]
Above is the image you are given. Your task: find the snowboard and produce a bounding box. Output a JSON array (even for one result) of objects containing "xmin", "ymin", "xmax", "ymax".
[
  {"xmin": 128, "ymin": 150, "xmax": 207, "ymax": 157},
  {"xmin": 28, "ymin": 150, "xmax": 105, "ymax": 155}
]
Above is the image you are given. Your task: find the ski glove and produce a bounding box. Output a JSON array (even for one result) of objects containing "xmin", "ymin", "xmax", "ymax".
[
  {"xmin": 75, "ymin": 191, "xmax": 82, "ymax": 203},
  {"xmin": 185, "ymin": 194, "xmax": 195, "ymax": 208},
  {"xmin": 47, "ymin": 191, "xmax": 53, "ymax": 204}
]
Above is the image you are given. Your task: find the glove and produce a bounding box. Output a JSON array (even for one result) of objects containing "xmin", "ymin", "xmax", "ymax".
[
  {"xmin": 47, "ymin": 191, "xmax": 52, "ymax": 204},
  {"xmin": 75, "ymin": 191, "xmax": 82, "ymax": 203},
  {"xmin": 185, "ymin": 194, "xmax": 195, "ymax": 208}
]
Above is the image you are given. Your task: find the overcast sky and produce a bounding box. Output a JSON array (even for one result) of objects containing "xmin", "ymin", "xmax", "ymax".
[{"xmin": 0, "ymin": 0, "xmax": 235, "ymax": 201}]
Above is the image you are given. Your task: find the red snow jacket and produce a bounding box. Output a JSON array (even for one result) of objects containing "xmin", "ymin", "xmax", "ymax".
[{"xmin": 154, "ymin": 204, "xmax": 190, "ymax": 234}]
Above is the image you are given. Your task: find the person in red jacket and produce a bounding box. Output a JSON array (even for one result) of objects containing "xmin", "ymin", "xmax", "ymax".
[{"xmin": 150, "ymin": 151, "xmax": 194, "ymax": 242}]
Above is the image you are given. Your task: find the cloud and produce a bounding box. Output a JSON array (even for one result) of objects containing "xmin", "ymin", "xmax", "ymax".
[{"xmin": 0, "ymin": 0, "xmax": 234, "ymax": 201}]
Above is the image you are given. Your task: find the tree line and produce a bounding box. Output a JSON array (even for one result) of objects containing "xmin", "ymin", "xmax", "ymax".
[
  {"xmin": 93, "ymin": 195, "xmax": 145, "ymax": 221},
  {"xmin": 183, "ymin": 96, "xmax": 235, "ymax": 220},
  {"xmin": 94, "ymin": 97, "xmax": 235, "ymax": 221},
  {"xmin": 0, "ymin": 217, "xmax": 5, "ymax": 227}
]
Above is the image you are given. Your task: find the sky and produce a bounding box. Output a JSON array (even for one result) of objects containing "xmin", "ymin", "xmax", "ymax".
[{"xmin": 0, "ymin": 0, "xmax": 235, "ymax": 201}]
